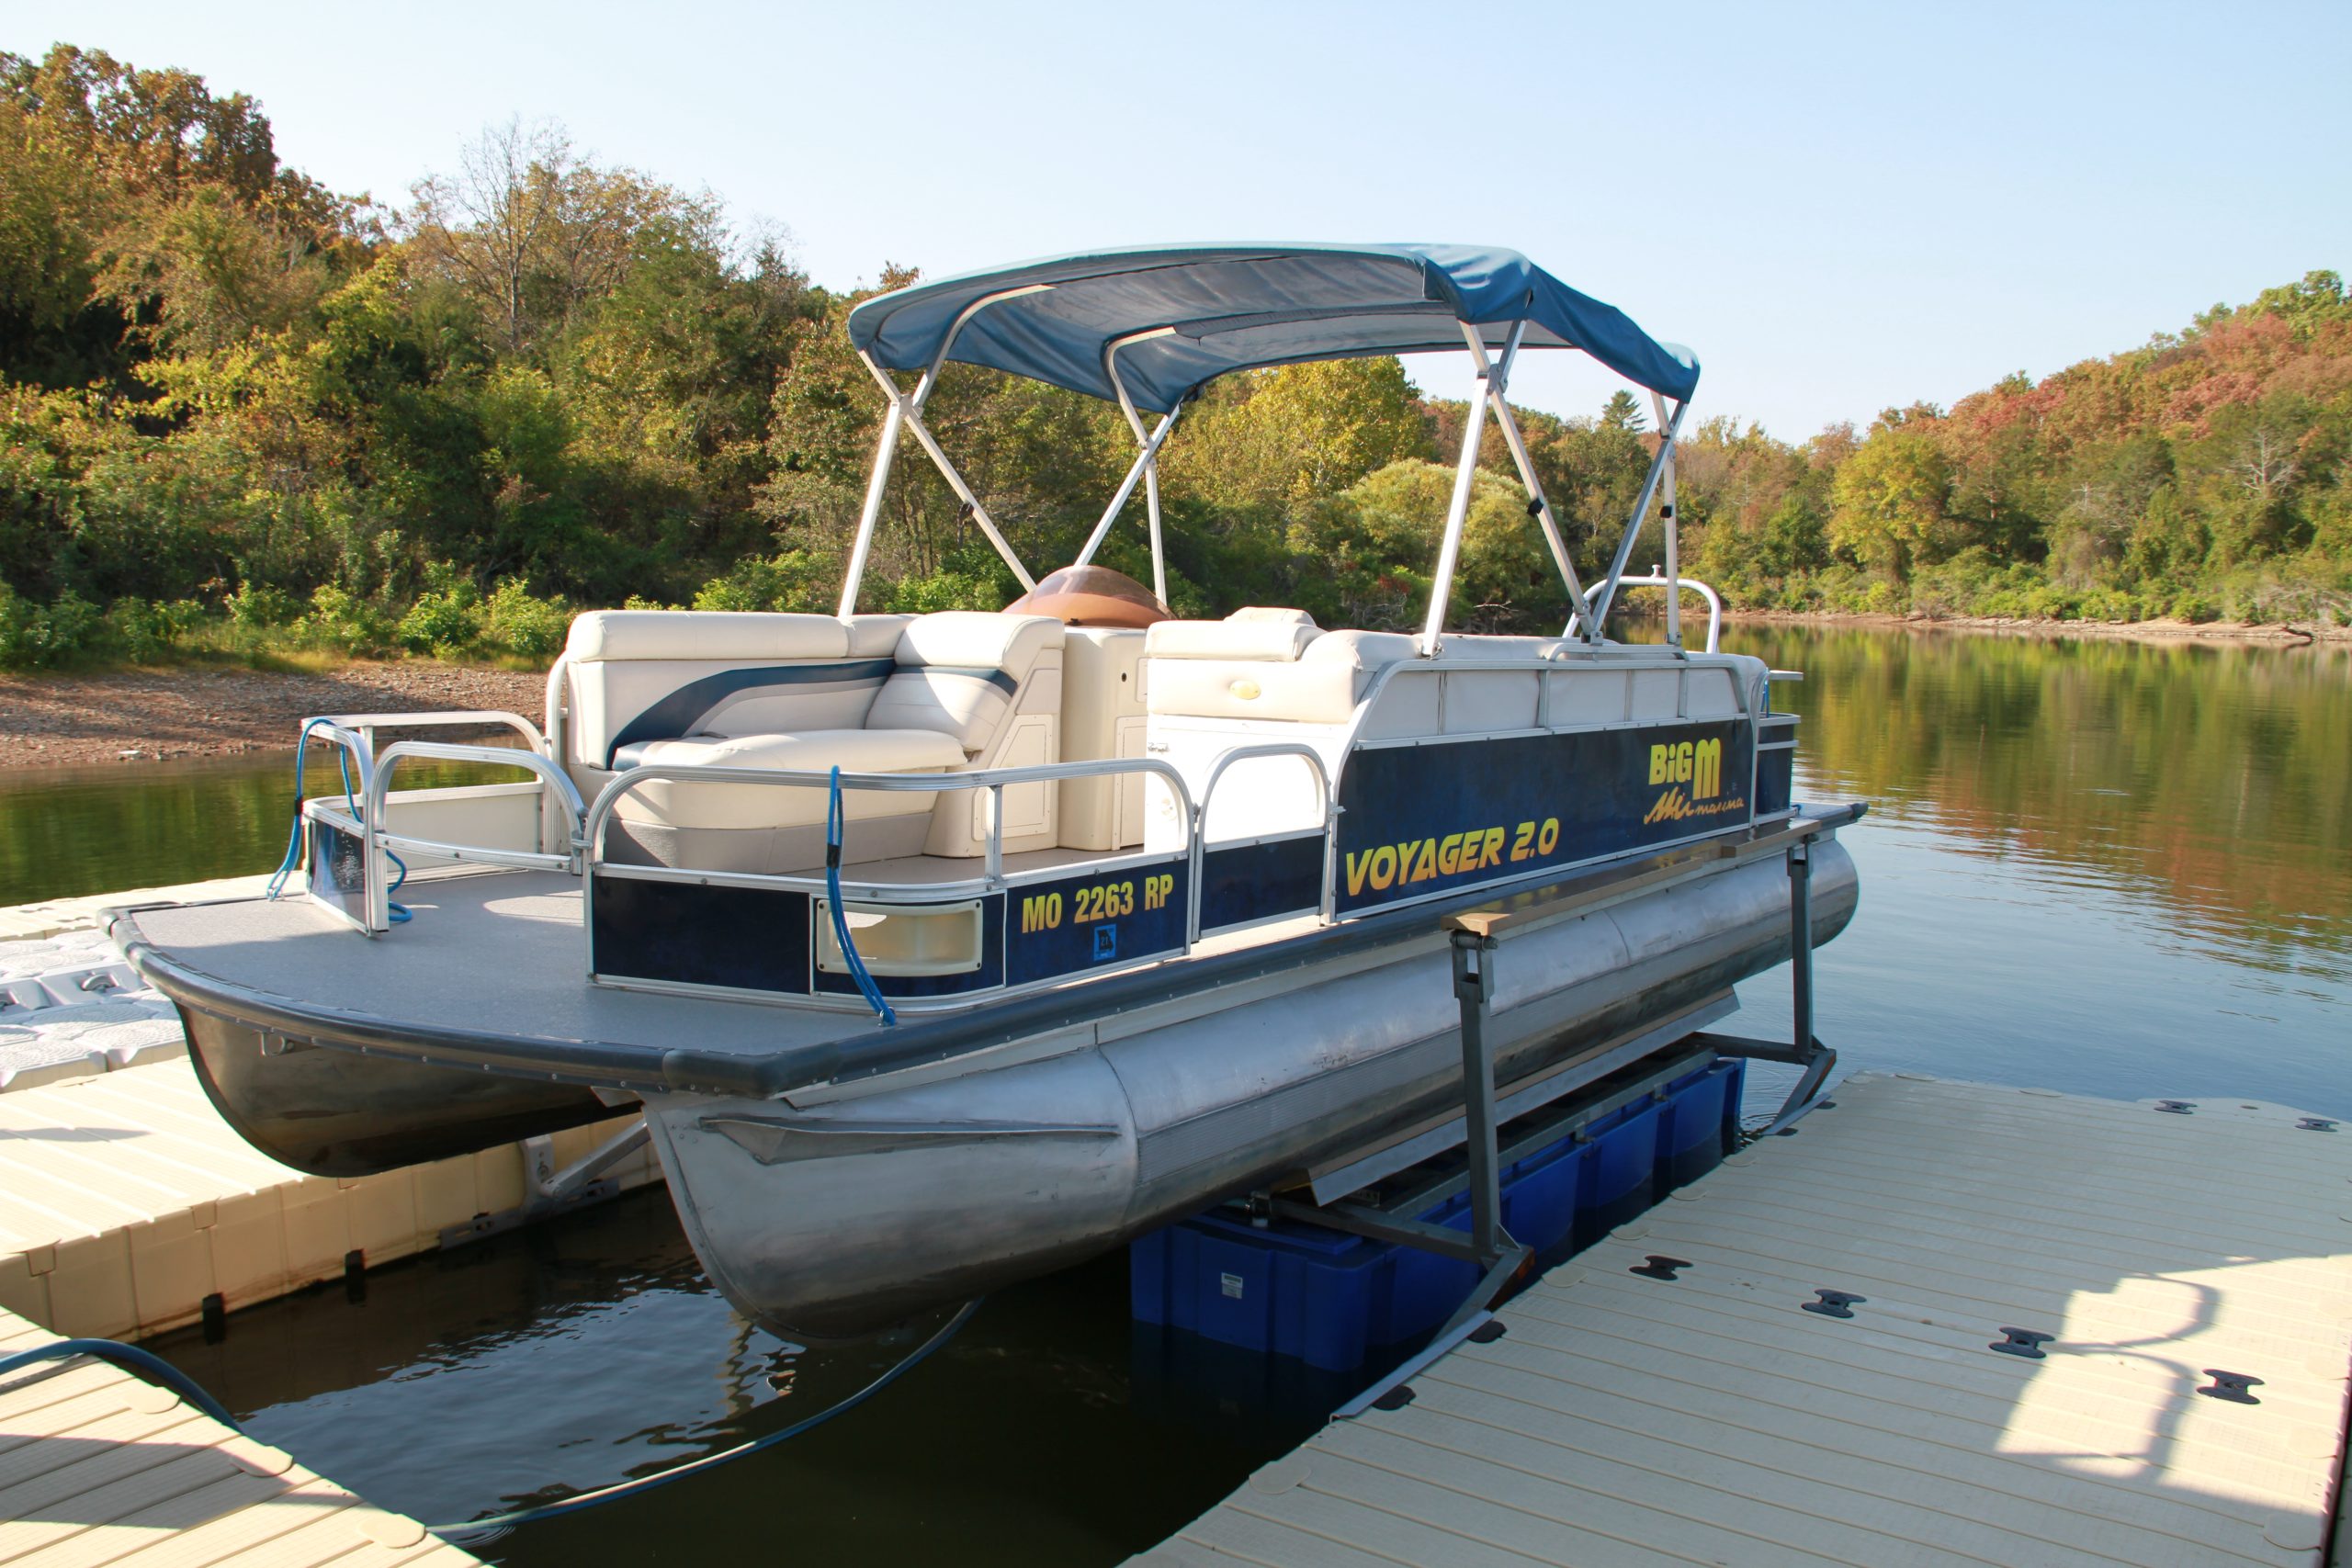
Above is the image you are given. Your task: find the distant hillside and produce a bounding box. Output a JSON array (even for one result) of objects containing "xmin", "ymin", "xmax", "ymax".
[{"xmin": 1, "ymin": 43, "xmax": 2343, "ymax": 670}]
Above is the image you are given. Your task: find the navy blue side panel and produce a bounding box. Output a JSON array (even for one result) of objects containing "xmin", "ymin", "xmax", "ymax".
[
  {"xmin": 591, "ymin": 875, "xmax": 812, "ymax": 994},
  {"xmin": 305, "ymin": 815, "xmax": 369, "ymax": 925},
  {"xmin": 1757, "ymin": 749, "xmax": 1794, "ymax": 818},
  {"xmin": 1006, "ymin": 860, "xmax": 1189, "ymax": 987},
  {"xmin": 811, "ymin": 897, "xmax": 1007, "ymax": 1000},
  {"xmin": 1333, "ymin": 721, "xmax": 1753, "ymax": 915},
  {"xmin": 604, "ymin": 658, "xmax": 896, "ymax": 766},
  {"xmin": 1201, "ymin": 835, "xmax": 1323, "ymax": 931}
]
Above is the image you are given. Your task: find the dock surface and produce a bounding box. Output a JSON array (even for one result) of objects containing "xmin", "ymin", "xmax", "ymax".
[
  {"xmin": 1138, "ymin": 1073, "xmax": 2352, "ymax": 1567},
  {"xmin": 0, "ymin": 1057, "xmax": 656, "ymax": 1340},
  {"xmin": 1, "ymin": 1303, "xmax": 479, "ymax": 1566}
]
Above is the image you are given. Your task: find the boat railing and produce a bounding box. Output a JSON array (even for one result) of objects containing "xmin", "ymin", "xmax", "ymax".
[
  {"xmin": 293, "ymin": 711, "xmax": 583, "ymax": 931},
  {"xmin": 365, "ymin": 740, "xmax": 589, "ymax": 874},
  {"xmin": 1612, "ymin": 571, "xmax": 1723, "ymax": 653},
  {"xmin": 583, "ymin": 755, "xmax": 1201, "ymax": 892},
  {"xmin": 1187, "ymin": 742, "xmax": 1337, "ymax": 941},
  {"xmin": 313, "ymin": 708, "xmax": 549, "ymax": 758}
]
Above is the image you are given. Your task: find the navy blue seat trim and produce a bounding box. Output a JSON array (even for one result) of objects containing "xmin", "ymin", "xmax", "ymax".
[
  {"xmin": 604, "ymin": 659, "xmax": 896, "ymax": 767},
  {"xmin": 906, "ymin": 665, "xmax": 1021, "ymax": 698}
]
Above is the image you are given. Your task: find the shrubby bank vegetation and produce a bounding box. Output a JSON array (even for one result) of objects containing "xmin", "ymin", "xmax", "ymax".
[{"xmin": 3, "ymin": 45, "xmax": 2347, "ymax": 671}]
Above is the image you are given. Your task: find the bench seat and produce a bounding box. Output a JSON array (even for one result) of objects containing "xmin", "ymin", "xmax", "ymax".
[{"xmin": 612, "ymin": 729, "xmax": 967, "ymax": 830}]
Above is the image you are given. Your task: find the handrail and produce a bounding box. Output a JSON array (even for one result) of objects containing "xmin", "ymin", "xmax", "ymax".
[
  {"xmin": 311, "ymin": 708, "xmax": 548, "ymax": 752},
  {"xmin": 366, "ymin": 740, "xmax": 589, "ymax": 874},
  {"xmin": 584, "ymin": 755, "xmax": 1198, "ymax": 888},
  {"xmin": 1190, "ymin": 743, "xmax": 1338, "ymax": 940},
  {"xmin": 543, "ymin": 656, "xmax": 571, "ymax": 766},
  {"xmin": 1611, "ymin": 572, "xmax": 1723, "ymax": 653}
]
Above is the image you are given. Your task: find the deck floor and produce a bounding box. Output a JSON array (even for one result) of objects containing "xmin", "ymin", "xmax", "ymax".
[
  {"xmin": 0, "ymin": 1303, "xmax": 480, "ymax": 1566},
  {"xmin": 1136, "ymin": 1073, "xmax": 2352, "ymax": 1568}
]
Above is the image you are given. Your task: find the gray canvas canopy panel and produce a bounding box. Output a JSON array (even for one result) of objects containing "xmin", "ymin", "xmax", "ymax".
[{"xmin": 845, "ymin": 243, "xmax": 1700, "ymax": 412}]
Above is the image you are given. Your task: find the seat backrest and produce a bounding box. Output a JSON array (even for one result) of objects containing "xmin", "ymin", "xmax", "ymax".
[
  {"xmin": 561, "ymin": 610, "xmax": 894, "ymax": 769},
  {"xmin": 1145, "ymin": 626, "xmax": 1413, "ymax": 724},
  {"xmin": 866, "ymin": 612, "xmax": 1065, "ymax": 757}
]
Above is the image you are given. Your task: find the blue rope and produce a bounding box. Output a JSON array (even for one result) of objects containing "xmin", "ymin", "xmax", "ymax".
[
  {"xmin": 434, "ymin": 1296, "xmax": 979, "ymax": 1539},
  {"xmin": 0, "ymin": 1304, "xmax": 983, "ymax": 1546},
  {"xmin": 0, "ymin": 1338, "xmax": 243, "ymax": 1429},
  {"xmin": 264, "ymin": 718, "xmax": 408, "ymax": 923},
  {"xmin": 826, "ymin": 765, "xmax": 895, "ymax": 1026}
]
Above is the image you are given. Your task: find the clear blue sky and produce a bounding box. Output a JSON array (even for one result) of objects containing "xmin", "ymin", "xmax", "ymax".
[{"xmin": 9, "ymin": 1, "xmax": 2346, "ymax": 438}]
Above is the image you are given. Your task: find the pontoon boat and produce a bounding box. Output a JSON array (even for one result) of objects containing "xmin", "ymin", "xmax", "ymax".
[{"xmin": 115, "ymin": 244, "xmax": 1860, "ymax": 1337}]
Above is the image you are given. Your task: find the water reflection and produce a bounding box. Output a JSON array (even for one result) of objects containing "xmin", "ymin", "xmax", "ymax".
[
  {"xmin": 1710, "ymin": 626, "xmax": 2351, "ymax": 1119},
  {"xmin": 0, "ymin": 750, "xmax": 519, "ymax": 906},
  {"xmin": 1736, "ymin": 627, "xmax": 2350, "ymax": 964},
  {"xmin": 147, "ymin": 1191, "xmax": 1312, "ymax": 1566}
]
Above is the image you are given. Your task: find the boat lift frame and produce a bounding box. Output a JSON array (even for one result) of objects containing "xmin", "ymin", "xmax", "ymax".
[{"xmin": 1327, "ymin": 817, "xmax": 1844, "ymax": 1418}]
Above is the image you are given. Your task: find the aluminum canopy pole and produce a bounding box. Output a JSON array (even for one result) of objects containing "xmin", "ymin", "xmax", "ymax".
[
  {"xmin": 836, "ymin": 286, "xmax": 1051, "ymax": 615},
  {"xmin": 1464, "ymin": 323, "xmax": 1599, "ymax": 643},
  {"xmin": 1419, "ymin": 322, "xmax": 1523, "ymax": 657},
  {"xmin": 1074, "ymin": 404, "xmax": 1183, "ymax": 570},
  {"xmin": 836, "ymin": 391, "xmax": 904, "ymax": 616},
  {"xmin": 1105, "ymin": 332, "xmax": 1179, "ymax": 604},
  {"xmin": 1652, "ymin": 392, "xmax": 1682, "ymax": 649},
  {"xmin": 1585, "ymin": 395, "xmax": 1690, "ymax": 635},
  {"xmin": 856, "ymin": 351, "xmax": 1036, "ymax": 593}
]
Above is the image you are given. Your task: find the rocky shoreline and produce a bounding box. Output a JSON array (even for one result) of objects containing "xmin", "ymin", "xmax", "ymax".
[
  {"xmin": 2, "ymin": 613, "xmax": 2341, "ymax": 774},
  {"xmin": 1716, "ymin": 610, "xmax": 2350, "ymax": 647},
  {"xmin": 0, "ymin": 660, "xmax": 550, "ymax": 771}
]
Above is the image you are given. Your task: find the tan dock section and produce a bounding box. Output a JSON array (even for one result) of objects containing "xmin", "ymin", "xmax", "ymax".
[
  {"xmin": 0, "ymin": 1059, "xmax": 657, "ymax": 1340},
  {"xmin": 1137, "ymin": 1073, "xmax": 2352, "ymax": 1568},
  {"xmin": 0, "ymin": 1303, "xmax": 480, "ymax": 1565}
]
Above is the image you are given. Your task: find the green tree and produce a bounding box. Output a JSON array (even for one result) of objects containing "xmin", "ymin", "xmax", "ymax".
[{"xmin": 1830, "ymin": 423, "xmax": 1956, "ymax": 581}]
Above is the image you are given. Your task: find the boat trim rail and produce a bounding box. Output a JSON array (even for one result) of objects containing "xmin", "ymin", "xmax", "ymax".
[
  {"xmin": 1613, "ymin": 571, "xmax": 1723, "ymax": 653},
  {"xmin": 367, "ymin": 740, "xmax": 588, "ymax": 874},
  {"xmin": 117, "ymin": 804, "xmax": 1864, "ymax": 1106},
  {"xmin": 1188, "ymin": 741, "xmax": 1337, "ymax": 937},
  {"xmin": 582, "ymin": 754, "xmax": 1197, "ymax": 886}
]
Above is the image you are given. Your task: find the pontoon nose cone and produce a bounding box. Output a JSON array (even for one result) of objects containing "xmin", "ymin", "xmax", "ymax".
[{"xmin": 646, "ymin": 1051, "xmax": 1142, "ymax": 1339}]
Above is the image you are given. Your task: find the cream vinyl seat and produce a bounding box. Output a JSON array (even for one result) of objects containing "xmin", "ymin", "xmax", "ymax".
[
  {"xmin": 1144, "ymin": 615, "xmax": 1416, "ymax": 725},
  {"xmin": 573, "ymin": 608, "xmax": 1065, "ymax": 873}
]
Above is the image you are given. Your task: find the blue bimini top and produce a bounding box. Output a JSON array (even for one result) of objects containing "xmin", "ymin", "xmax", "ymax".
[{"xmin": 844, "ymin": 243, "xmax": 1699, "ymax": 414}]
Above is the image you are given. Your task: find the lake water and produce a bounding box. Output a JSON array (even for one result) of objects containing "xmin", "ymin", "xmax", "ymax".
[{"xmin": 7, "ymin": 626, "xmax": 2347, "ymax": 1562}]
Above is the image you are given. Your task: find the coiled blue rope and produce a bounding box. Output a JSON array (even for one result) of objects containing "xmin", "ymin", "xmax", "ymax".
[
  {"xmin": 265, "ymin": 718, "xmax": 408, "ymax": 923},
  {"xmin": 434, "ymin": 1297, "xmax": 979, "ymax": 1539},
  {"xmin": 0, "ymin": 1303, "xmax": 982, "ymax": 1544},
  {"xmin": 0, "ymin": 1337, "xmax": 242, "ymax": 1428},
  {"xmin": 826, "ymin": 765, "xmax": 895, "ymax": 1025}
]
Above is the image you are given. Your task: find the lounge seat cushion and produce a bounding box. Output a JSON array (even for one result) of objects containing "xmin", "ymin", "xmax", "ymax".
[
  {"xmin": 613, "ymin": 728, "xmax": 966, "ymax": 830},
  {"xmin": 566, "ymin": 610, "xmax": 850, "ymax": 663},
  {"xmin": 1147, "ymin": 628, "xmax": 1416, "ymax": 722},
  {"xmin": 865, "ymin": 612, "xmax": 1064, "ymax": 754},
  {"xmin": 1144, "ymin": 618, "xmax": 1319, "ymax": 662}
]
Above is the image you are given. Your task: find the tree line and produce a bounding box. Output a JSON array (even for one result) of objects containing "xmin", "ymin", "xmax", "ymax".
[{"xmin": 2, "ymin": 44, "xmax": 2345, "ymax": 670}]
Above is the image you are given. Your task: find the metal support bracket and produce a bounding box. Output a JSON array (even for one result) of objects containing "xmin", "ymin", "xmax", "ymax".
[
  {"xmin": 1690, "ymin": 838, "xmax": 1838, "ymax": 1136},
  {"xmin": 442, "ymin": 1117, "xmax": 653, "ymax": 1249},
  {"xmin": 1333, "ymin": 928, "xmax": 1531, "ymax": 1419}
]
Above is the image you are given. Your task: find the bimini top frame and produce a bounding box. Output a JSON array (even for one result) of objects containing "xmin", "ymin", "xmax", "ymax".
[{"xmin": 835, "ymin": 243, "xmax": 1702, "ymax": 654}]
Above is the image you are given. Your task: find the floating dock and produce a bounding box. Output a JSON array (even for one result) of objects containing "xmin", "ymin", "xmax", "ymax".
[
  {"xmin": 0, "ymin": 1056, "xmax": 658, "ymax": 1340},
  {"xmin": 1136, "ymin": 1073, "xmax": 2352, "ymax": 1567},
  {"xmin": 1, "ymin": 1302, "xmax": 479, "ymax": 1566},
  {"xmin": 0, "ymin": 879, "xmax": 649, "ymax": 1561},
  {"xmin": 0, "ymin": 879, "xmax": 662, "ymax": 1337}
]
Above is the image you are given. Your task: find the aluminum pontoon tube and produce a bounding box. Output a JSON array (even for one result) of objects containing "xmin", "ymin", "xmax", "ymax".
[
  {"xmin": 647, "ymin": 838, "xmax": 1857, "ymax": 1338},
  {"xmin": 173, "ymin": 1004, "xmax": 615, "ymax": 1179}
]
